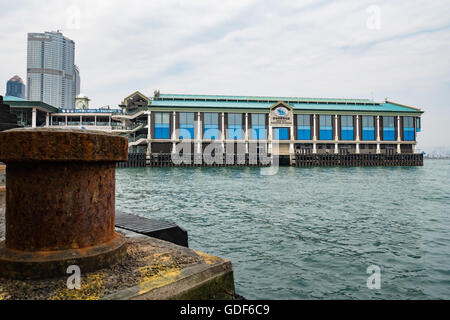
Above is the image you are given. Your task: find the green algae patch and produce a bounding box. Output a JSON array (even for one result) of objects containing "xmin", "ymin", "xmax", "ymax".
[
  {"xmin": 0, "ymin": 287, "xmax": 10, "ymax": 300},
  {"xmin": 193, "ymin": 250, "xmax": 223, "ymax": 266},
  {"xmin": 138, "ymin": 252, "xmax": 183, "ymax": 294}
]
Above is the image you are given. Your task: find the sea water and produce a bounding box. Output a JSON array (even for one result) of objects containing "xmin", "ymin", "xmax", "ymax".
[{"xmin": 116, "ymin": 159, "xmax": 450, "ymax": 299}]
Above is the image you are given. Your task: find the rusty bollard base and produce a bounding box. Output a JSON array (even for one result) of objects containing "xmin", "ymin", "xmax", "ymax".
[
  {"xmin": 0, "ymin": 128, "xmax": 128, "ymax": 280},
  {"xmin": 0, "ymin": 234, "xmax": 127, "ymax": 280}
]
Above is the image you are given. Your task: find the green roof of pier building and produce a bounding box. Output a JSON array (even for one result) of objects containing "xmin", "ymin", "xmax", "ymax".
[
  {"xmin": 151, "ymin": 93, "xmax": 423, "ymax": 115},
  {"xmin": 156, "ymin": 93, "xmax": 376, "ymax": 104}
]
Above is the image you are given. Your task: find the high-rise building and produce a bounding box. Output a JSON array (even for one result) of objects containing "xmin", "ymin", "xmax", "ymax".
[
  {"xmin": 6, "ymin": 75, "xmax": 26, "ymax": 99},
  {"xmin": 27, "ymin": 31, "xmax": 80, "ymax": 109}
]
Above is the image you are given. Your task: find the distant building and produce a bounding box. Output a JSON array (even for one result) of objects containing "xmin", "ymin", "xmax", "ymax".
[
  {"xmin": 27, "ymin": 31, "xmax": 80, "ymax": 109},
  {"xmin": 6, "ymin": 75, "xmax": 26, "ymax": 99}
]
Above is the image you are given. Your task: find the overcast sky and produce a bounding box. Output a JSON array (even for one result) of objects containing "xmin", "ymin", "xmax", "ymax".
[{"xmin": 0, "ymin": 0, "xmax": 449, "ymax": 149}]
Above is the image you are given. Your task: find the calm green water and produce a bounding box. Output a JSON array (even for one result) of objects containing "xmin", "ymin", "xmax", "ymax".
[{"xmin": 116, "ymin": 160, "xmax": 450, "ymax": 299}]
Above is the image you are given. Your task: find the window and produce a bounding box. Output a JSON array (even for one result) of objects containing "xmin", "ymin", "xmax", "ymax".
[
  {"xmin": 403, "ymin": 116, "xmax": 415, "ymax": 141},
  {"xmin": 383, "ymin": 116, "xmax": 395, "ymax": 141},
  {"xmin": 82, "ymin": 116, "xmax": 95, "ymax": 126},
  {"xmin": 416, "ymin": 117, "xmax": 421, "ymax": 133},
  {"xmin": 204, "ymin": 113, "xmax": 219, "ymax": 139},
  {"xmin": 341, "ymin": 116, "xmax": 354, "ymax": 140},
  {"xmin": 251, "ymin": 114, "xmax": 266, "ymax": 140},
  {"xmin": 154, "ymin": 112, "xmax": 170, "ymax": 139},
  {"xmin": 179, "ymin": 112, "xmax": 194, "ymax": 139},
  {"xmin": 319, "ymin": 115, "xmax": 333, "ymax": 140},
  {"xmin": 297, "ymin": 115, "xmax": 311, "ymax": 140},
  {"xmin": 228, "ymin": 113, "xmax": 243, "ymax": 140},
  {"xmin": 16, "ymin": 110, "xmax": 29, "ymax": 126},
  {"xmin": 362, "ymin": 116, "xmax": 375, "ymax": 140},
  {"xmin": 274, "ymin": 127, "xmax": 289, "ymax": 140},
  {"xmin": 67, "ymin": 116, "xmax": 80, "ymax": 126}
]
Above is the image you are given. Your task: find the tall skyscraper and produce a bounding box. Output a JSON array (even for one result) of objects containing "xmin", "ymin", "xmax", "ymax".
[
  {"xmin": 27, "ymin": 31, "xmax": 80, "ymax": 109},
  {"xmin": 6, "ymin": 75, "xmax": 26, "ymax": 99}
]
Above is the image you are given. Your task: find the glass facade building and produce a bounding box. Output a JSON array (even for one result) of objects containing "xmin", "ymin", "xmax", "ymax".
[
  {"xmin": 27, "ymin": 31, "xmax": 79, "ymax": 109},
  {"xmin": 6, "ymin": 75, "xmax": 26, "ymax": 99}
]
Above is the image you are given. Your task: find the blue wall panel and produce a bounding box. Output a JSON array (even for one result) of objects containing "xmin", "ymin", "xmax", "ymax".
[
  {"xmin": 228, "ymin": 125, "xmax": 243, "ymax": 140},
  {"xmin": 319, "ymin": 128, "xmax": 332, "ymax": 140},
  {"xmin": 383, "ymin": 128, "xmax": 396, "ymax": 141},
  {"xmin": 252, "ymin": 126, "xmax": 266, "ymax": 140},
  {"xmin": 362, "ymin": 129, "xmax": 375, "ymax": 140},
  {"xmin": 341, "ymin": 128, "xmax": 354, "ymax": 140},
  {"xmin": 179, "ymin": 125, "xmax": 194, "ymax": 139},
  {"xmin": 204, "ymin": 125, "xmax": 219, "ymax": 139},
  {"xmin": 274, "ymin": 128, "xmax": 289, "ymax": 140},
  {"xmin": 404, "ymin": 128, "xmax": 415, "ymax": 141},
  {"xmin": 155, "ymin": 124, "xmax": 170, "ymax": 139},
  {"xmin": 297, "ymin": 126, "xmax": 311, "ymax": 140}
]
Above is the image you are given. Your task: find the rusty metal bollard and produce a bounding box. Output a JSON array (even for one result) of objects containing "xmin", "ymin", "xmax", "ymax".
[{"xmin": 0, "ymin": 128, "xmax": 128, "ymax": 279}]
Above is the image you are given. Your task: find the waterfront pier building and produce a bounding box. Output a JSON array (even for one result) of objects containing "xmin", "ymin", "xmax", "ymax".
[{"xmin": 2, "ymin": 91, "xmax": 424, "ymax": 166}]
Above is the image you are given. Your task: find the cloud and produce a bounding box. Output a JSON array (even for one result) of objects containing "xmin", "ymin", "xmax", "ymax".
[{"xmin": 0, "ymin": 0, "xmax": 449, "ymax": 147}]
